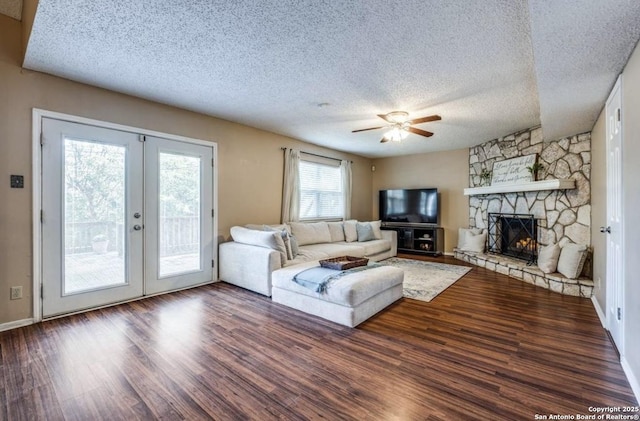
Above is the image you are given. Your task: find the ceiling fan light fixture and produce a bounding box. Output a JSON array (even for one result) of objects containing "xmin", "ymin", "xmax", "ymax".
[{"xmin": 384, "ymin": 126, "xmax": 409, "ymax": 142}]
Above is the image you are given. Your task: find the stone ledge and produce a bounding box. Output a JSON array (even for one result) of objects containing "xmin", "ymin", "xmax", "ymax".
[{"xmin": 453, "ymin": 248, "xmax": 593, "ymax": 298}]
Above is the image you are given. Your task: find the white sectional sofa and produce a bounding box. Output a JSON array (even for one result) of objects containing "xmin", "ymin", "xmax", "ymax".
[{"xmin": 219, "ymin": 220, "xmax": 397, "ymax": 296}]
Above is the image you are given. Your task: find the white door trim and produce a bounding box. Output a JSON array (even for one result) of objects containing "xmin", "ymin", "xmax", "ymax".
[{"xmin": 32, "ymin": 108, "xmax": 219, "ymax": 322}]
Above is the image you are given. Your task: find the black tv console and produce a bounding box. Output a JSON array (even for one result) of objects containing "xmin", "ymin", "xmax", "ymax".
[{"xmin": 381, "ymin": 225, "xmax": 444, "ymax": 256}]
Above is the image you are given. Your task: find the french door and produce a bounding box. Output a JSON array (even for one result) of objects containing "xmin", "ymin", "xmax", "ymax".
[{"xmin": 41, "ymin": 118, "xmax": 213, "ymax": 318}]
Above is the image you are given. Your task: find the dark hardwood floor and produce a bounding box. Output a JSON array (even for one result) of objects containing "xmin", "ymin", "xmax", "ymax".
[{"xmin": 1, "ymin": 255, "xmax": 637, "ymax": 420}]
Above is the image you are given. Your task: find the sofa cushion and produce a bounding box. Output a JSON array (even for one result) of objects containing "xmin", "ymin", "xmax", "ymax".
[
  {"xmin": 327, "ymin": 222, "xmax": 346, "ymax": 242},
  {"xmin": 289, "ymin": 222, "xmax": 332, "ymax": 246},
  {"xmin": 299, "ymin": 242, "xmax": 365, "ymax": 259},
  {"xmin": 343, "ymin": 220, "xmax": 358, "ymax": 242},
  {"xmin": 358, "ymin": 239, "xmax": 391, "ymax": 256},
  {"xmin": 230, "ymin": 226, "xmax": 287, "ymax": 265},
  {"xmin": 272, "ymin": 261, "xmax": 404, "ymax": 307},
  {"xmin": 283, "ymin": 248, "xmax": 331, "ymax": 267},
  {"xmin": 356, "ymin": 222, "xmax": 376, "ymax": 242},
  {"xmin": 557, "ymin": 243, "xmax": 588, "ymax": 279},
  {"xmin": 245, "ymin": 223, "xmax": 291, "ymax": 234}
]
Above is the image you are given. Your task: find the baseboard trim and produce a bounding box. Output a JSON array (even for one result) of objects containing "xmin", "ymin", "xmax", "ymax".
[
  {"xmin": 0, "ymin": 318, "xmax": 34, "ymax": 333},
  {"xmin": 621, "ymin": 357, "xmax": 640, "ymax": 405},
  {"xmin": 591, "ymin": 296, "xmax": 606, "ymax": 328}
]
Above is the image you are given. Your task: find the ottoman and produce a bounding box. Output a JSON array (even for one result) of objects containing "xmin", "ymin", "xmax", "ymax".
[{"xmin": 271, "ymin": 261, "xmax": 404, "ymax": 327}]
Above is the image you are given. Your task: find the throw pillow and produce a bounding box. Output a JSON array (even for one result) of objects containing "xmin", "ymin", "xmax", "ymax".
[
  {"xmin": 343, "ymin": 220, "xmax": 358, "ymax": 242},
  {"xmin": 370, "ymin": 220, "xmax": 383, "ymax": 240},
  {"xmin": 460, "ymin": 230, "xmax": 487, "ymax": 253},
  {"xmin": 356, "ymin": 222, "xmax": 376, "ymax": 242},
  {"xmin": 289, "ymin": 222, "xmax": 331, "ymax": 246},
  {"xmin": 557, "ymin": 243, "xmax": 588, "ymax": 279},
  {"xmin": 263, "ymin": 226, "xmax": 293, "ymax": 260},
  {"xmin": 457, "ymin": 227, "xmax": 483, "ymax": 249},
  {"xmin": 537, "ymin": 243, "xmax": 561, "ymax": 274},
  {"xmin": 327, "ymin": 222, "xmax": 346, "ymax": 242},
  {"xmin": 230, "ymin": 226, "xmax": 287, "ymax": 265},
  {"xmin": 289, "ymin": 235, "xmax": 299, "ymax": 258}
]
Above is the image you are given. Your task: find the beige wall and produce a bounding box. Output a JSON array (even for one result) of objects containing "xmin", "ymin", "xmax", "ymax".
[
  {"xmin": 371, "ymin": 148, "xmax": 469, "ymax": 253},
  {"xmin": 590, "ymin": 108, "xmax": 606, "ymax": 313},
  {"xmin": 621, "ymin": 40, "xmax": 640, "ymax": 391},
  {"xmin": 0, "ymin": 15, "xmax": 373, "ymax": 324}
]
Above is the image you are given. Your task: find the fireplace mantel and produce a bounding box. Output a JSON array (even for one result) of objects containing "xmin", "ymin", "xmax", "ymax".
[{"xmin": 463, "ymin": 179, "xmax": 575, "ymax": 196}]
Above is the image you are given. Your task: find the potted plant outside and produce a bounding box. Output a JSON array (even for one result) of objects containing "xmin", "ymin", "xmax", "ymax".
[{"xmin": 92, "ymin": 234, "xmax": 109, "ymax": 254}]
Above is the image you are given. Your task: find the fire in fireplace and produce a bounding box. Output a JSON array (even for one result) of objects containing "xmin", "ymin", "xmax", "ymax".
[{"xmin": 488, "ymin": 213, "xmax": 538, "ymax": 263}]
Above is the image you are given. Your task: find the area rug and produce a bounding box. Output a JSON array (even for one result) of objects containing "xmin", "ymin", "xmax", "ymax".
[{"xmin": 377, "ymin": 258, "xmax": 472, "ymax": 302}]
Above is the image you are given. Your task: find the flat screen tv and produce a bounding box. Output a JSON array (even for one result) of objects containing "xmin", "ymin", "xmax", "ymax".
[{"xmin": 379, "ymin": 188, "xmax": 439, "ymax": 225}]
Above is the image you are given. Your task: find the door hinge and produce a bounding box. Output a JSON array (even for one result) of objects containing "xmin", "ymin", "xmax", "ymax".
[
  {"xmin": 211, "ymin": 209, "xmax": 214, "ymax": 217},
  {"xmin": 40, "ymin": 284, "xmax": 43, "ymax": 299},
  {"xmin": 211, "ymin": 158, "xmax": 214, "ymax": 167},
  {"xmin": 40, "ymin": 210, "xmax": 43, "ymax": 223},
  {"xmin": 139, "ymin": 135, "xmax": 146, "ymax": 142},
  {"xmin": 617, "ymin": 108, "xmax": 621, "ymax": 122},
  {"xmin": 212, "ymin": 259, "xmax": 215, "ymax": 268},
  {"xmin": 40, "ymin": 132, "xmax": 44, "ymax": 146},
  {"xmin": 617, "ymin": 307, "xmax": 622, "ymax": 321}
]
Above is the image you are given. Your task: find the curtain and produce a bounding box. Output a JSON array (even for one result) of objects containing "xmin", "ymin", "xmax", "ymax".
[
  {"xmin": 340, "ymin": 159, "xmax": 352, "ymax": 220},
  {"xmin": 281, "ymin": 148, "xmax": 300, "ymax": 223}
]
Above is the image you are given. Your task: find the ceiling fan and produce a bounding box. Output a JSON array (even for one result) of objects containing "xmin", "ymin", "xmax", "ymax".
[{"xmin": 352, "ymin": 111, "xmax": 442, "ymax": 143}]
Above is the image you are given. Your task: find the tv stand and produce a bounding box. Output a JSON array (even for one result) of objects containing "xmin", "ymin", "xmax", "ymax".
[{"xmin": 381, "ymin": 225, "xmax": 444, "ymax": 256}]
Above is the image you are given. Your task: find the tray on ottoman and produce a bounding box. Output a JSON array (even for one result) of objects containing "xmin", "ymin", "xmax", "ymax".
[{"xmin": 319, "ymin": 256, "xmax": 369, "ymax": 270}]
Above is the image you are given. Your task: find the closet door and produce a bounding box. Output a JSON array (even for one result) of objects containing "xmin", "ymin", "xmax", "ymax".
[
  {"xmin": 144, "ymin": 136, "xmax": 214, "ymax": 294},
  {"xmin": 41, "ymin": 118, "xmax": 144, "ymax": 317}
]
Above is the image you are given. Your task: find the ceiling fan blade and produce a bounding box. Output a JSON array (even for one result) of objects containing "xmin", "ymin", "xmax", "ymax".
[
  {"xmin": 352, "ymin": 126, "xmax": 385, "ymax": 133},
  {"xmin": 407, "ymin": 127, "xmax": 434, "ymax": 137},
  {"xmin": 380, "ymin": 137, "xmax": 390, "ymax": 143},
  {"xmin": 408, "ymin": 115, "xmax": 442, "ymax": 125},
  {"xmin": 377, "ymin": 114, "xmax": 393, "ymax": 123}
]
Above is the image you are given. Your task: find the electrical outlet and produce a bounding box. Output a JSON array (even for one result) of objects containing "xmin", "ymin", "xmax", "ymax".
[{"xmin": 10, "ymin": 286, "xmax": 23, "ymax": 300}]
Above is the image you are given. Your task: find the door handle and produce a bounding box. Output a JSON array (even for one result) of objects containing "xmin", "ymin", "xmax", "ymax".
[
  {"xmin": 600, "ymin": 226, "xmax": 611, "ymax": 234},
  {"xmin": 133, "ymin": 225, "xmax": 142, "ymax": 231}
]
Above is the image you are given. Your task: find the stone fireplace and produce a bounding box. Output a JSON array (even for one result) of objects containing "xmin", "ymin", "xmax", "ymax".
[
  {"xmin": 488, "ymin": 213, "xmax": 538, "ymax": 263},
  {"xmin": 466, "ymin": 127, "xmax": 592, "ymax": 277},
  {"xmin": 454, "ymin": 126, "xmax": 594, "ymax": 297}
]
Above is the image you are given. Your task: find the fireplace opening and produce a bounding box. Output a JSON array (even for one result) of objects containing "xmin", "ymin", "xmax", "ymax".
[{"xmin": 488, "ymin": 213, "xmax": 538, "ymax": 263}]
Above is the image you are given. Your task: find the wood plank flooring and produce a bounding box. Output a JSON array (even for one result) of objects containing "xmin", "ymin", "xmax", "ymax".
[{"xmin": 1, "ymin": 255, "xmax": 638, "ymax": 420}]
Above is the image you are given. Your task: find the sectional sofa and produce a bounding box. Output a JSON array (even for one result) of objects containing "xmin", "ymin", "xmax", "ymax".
[{"xmin": 219, "ymin": 220, "xmax": 397, "ymax": 296}]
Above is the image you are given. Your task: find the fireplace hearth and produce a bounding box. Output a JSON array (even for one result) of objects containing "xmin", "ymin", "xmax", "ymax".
[{"xmin": 488, "ymin": 213, "xmax": 538, "ymax": 263}]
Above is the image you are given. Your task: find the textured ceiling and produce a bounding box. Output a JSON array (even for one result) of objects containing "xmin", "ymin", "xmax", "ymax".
[
  {"xmin": 0, "ymin": 0, "xmax": 22, "ymax": 20},
  {"xmin": 22, "ymin": 0, "xmax": 640, "ymax": 158}
]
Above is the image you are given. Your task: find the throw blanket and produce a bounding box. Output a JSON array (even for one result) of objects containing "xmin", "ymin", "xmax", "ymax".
[{"xmin": 293, "ymin": 263, "xmax": 380, "ymax": 293}]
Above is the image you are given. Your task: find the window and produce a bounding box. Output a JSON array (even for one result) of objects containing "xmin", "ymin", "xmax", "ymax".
[{"xmin": 299, "ymin": 158, "xmax": 343, "ymax": 220}]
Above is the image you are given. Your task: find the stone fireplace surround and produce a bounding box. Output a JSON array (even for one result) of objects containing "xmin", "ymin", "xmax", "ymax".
[{"xmin": 455, "ymin": 127, "xmax": 593, "ymax": 297}]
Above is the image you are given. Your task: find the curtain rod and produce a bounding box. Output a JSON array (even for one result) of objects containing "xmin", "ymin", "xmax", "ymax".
[{"xmin": 281, "ymin": 147, "xmax": 353, "ymax": 163}]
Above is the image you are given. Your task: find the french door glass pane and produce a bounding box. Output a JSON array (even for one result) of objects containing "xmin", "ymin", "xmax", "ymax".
[
  {"xmin": 159, "ymin": 152, "xmax": 201, "ymax": 277},
  {"xmin": 64, "ymin": 139, "xmax": 126, "ymax": 294}
]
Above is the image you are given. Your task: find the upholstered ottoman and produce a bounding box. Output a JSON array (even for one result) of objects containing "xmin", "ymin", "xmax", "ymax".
[{"xmin": 271, "ymin": 261, "xmax": 404, "ymax": 327}]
